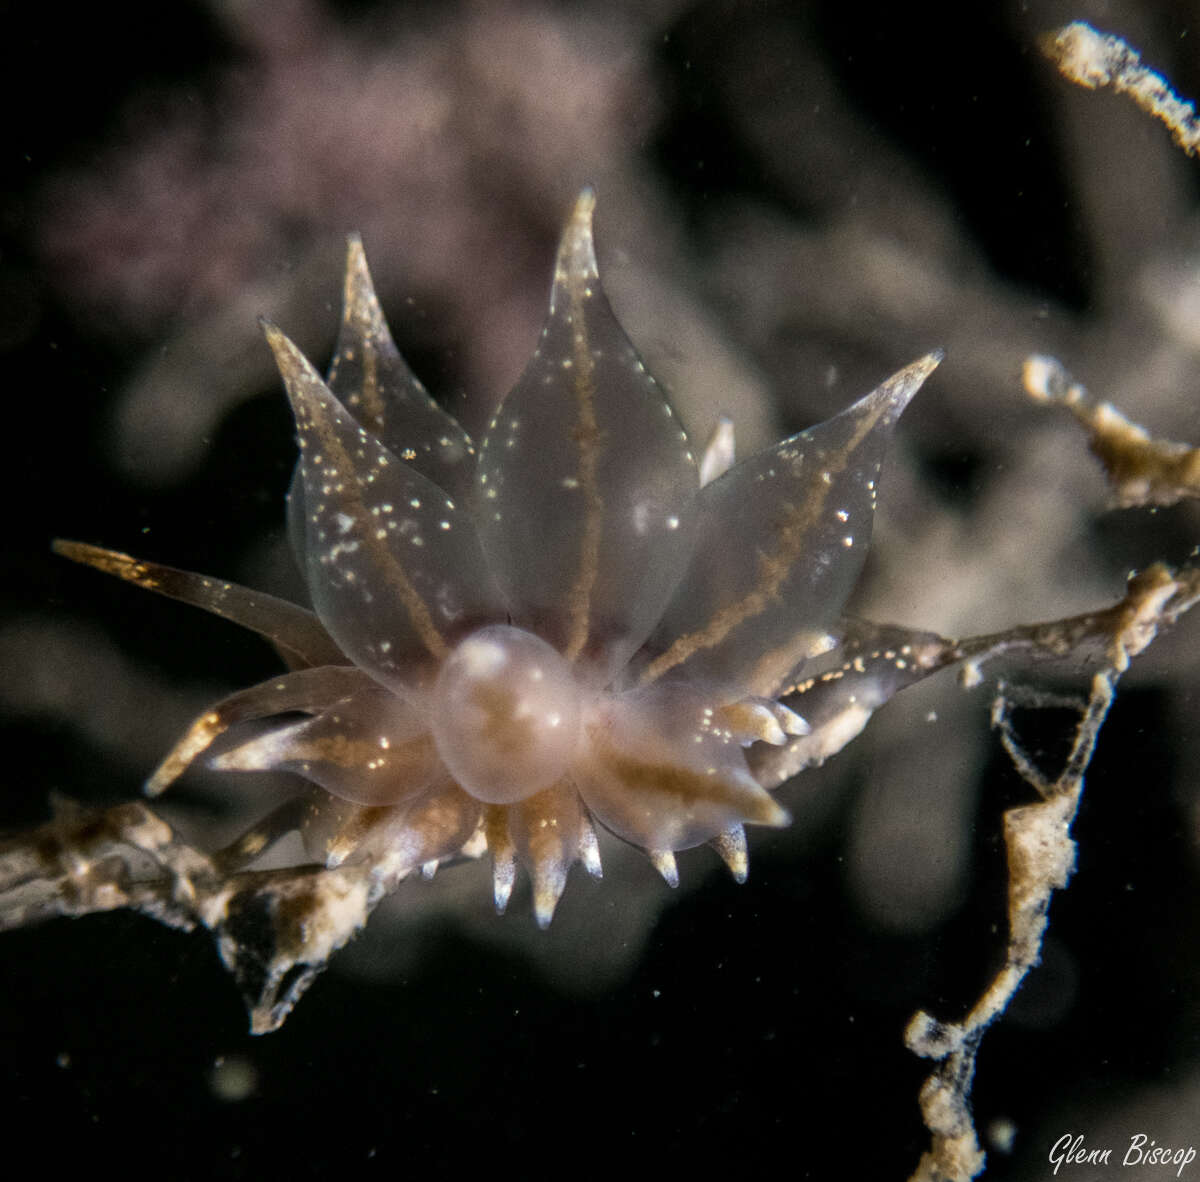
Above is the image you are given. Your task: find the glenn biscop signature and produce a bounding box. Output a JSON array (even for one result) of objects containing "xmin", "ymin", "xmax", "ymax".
[{"xmin": 1050, "ymin": 1133, "xmax": 1197, "ymax": 1177}]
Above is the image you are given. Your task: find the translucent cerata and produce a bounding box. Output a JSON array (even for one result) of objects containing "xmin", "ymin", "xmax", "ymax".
[{"xmin": 57, "ymin": 190, "xmax": 941, "ymax": 927}]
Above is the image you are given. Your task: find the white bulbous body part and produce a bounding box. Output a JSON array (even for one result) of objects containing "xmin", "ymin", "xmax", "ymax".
[{"xmin": 429, "ymin": 625, "xmax": 585, "ymax": 804}]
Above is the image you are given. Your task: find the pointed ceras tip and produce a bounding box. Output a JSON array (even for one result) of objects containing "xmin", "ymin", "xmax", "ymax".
[
  {"xmin": 145, "ymin": 719, "xmax": 216, "ymax": 797},
  {"xmin": 144, "ymin": 770, "xmax": 172, "ymax": 798},
  {"xmin": 774, "ymin": 701, "xmax": 810, "ymax": 737},
  {"xmin": 752, "ymin": 792, "xmax": 791, "ymax": 830},
  {"xmin": 492, "ymin": 856, "xmax": 516, "ymax": 914},
  {"xmin": 261, "ymin": 318, "xmax": 302, "ymax": 379},
  {"xmin": 873, "ymin": 350, "xmax": 943, "ymax": 426},
  {"xmin": 52, "ymin": 539, "xmax": 117, "ymax": 582},
  {"xmin": 533, "ymin": 876, "xmax": 566, "ymax": 929},
  {"xmin": 342, "ymin": 233, "xmax": 384, "ymax": 325},
  {"xmin": 573, "ymin": 184, "xmax": 598, "ymax": 220},
  {"xmin": 709, "ymin": 826, "xmax": 749, "ymax": 884},
  {"xmin": 261, "ymin": 319, "xmax": 299, "ymax": 367},
  {"xmin": 325, "ymin": 837, "xmax": 353, "ymax": 868},
  {"xmin": 649, "ymin": 849, "xmax": 680, "ymax": 889},
  {"xmin": 553, "ymin": 187, "xmax": 599, "ymax": 296},
  {"xmin": 262, "ymin": 320, "xmax": 327, "ymax": 410},
  {"xmin": 579, "ymin": 817, "xmax": 603, "ymax": 879}
]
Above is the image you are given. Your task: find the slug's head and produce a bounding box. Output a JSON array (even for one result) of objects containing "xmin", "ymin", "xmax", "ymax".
[{"xmin": 430, "ymin": 625, "xmax": 584, "ymax": 804}]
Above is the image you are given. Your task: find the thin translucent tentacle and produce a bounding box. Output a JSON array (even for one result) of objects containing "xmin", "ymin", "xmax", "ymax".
[
  {"xmin": 53, "ymin": 540, "xmax": 347, "ymax": 671},
  {"xmin": 212, "ymin": 682, "xmax": 440, "ymax": 806},
  {"xmin": 147, "ymin": 665, "xmax": 372, "ymax": 796},
  {"xmin": 213, "ymin": 796, "xmax": 318, "ymax": 872}
]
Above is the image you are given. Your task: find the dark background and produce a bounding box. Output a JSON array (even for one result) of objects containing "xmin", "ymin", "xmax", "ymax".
[{"xmin": 1, "ymin": 1, "xmax": 1197, "ymax": 1177}]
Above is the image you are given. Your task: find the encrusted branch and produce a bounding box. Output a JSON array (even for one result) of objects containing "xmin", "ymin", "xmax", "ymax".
[
  {"xmin": 0, "ymin": 796, "xmax": 396, "ymax": 1033},
  {"xmin": 1041, "ymin": 22, "xmax": 1200, "ymax": 156},
  {"xmin": 756, "ymin": 564, "xmax": 1198, "ymax": 789},
  {"xmin": 905, "ymin": 563, "xmax": 1199, "ymax": 1182},
  {"xmin": 1023, "ymin": 355, "xmax": 1200, "ymax": 508}
]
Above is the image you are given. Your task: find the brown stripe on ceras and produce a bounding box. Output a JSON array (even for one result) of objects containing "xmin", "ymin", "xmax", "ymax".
[
  {"xmin": 589, "ymin": 736, "xmax": 783, "ymax": 829},
  {"xmin": 512, "ymin": 780, "xmax": 580, "ymax": 924},
  {"xmin": 150, "ymin": 666, "xmax": 372, "ymax": 797},
  {"xmin": 52, "ymin": 540, "xmax": 164, "ymax": 590},
  {"xmin": 285, "ymin": 724, "xmax": 438, "ymax": 789},
  {"xmin": 325, "ymin": 804, "xmax": 398, "ymax": 865},
  {"xmin": 389, "ymin": 780, "xmax": 482, "ymax": 869},
  {"xmin": 638, "ymin": 403, "xmax": 885, "ymax": 688},
  {"xmin": 485, "ymin": 805, "xmax": 516, "ymax": 861},
  {"xmin": 360, "ymin": 339, "xmax": 383, "ymax": 427},
  {"xmin": 275, "ymin": 327, "xmax": 450, "ymax": 664},
  {"xmin": 562, "ymin": 211, "xmax": 605, "ymax": 664},
  {"xmin": 513, "ymin": 780, "xmax": 579, "ymax": 866}
]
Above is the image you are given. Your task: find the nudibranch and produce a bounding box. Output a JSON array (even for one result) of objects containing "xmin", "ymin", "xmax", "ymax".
[{"xmin": 57, "ymin": 191, "xmax": 940, "ymax": 927}]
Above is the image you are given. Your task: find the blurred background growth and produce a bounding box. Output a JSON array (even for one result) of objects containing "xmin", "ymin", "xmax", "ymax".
[{"xmin": 0, "ymin": 1, "xmax": 1197, "ymax": 1177}]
